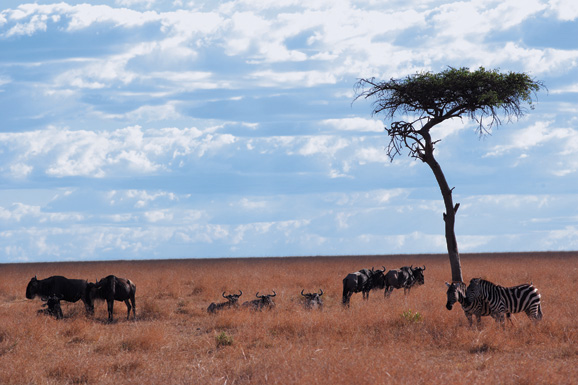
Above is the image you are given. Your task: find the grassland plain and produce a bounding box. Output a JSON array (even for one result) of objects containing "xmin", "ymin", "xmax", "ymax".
[{"xmin": 0, "ymin": 252, "xmax": 577, "ymax": 384}]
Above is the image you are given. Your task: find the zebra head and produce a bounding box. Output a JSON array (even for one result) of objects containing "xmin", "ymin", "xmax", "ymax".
[{"xmin": 445, "ymin": 282, "xmax": 463, "ymax": 310}]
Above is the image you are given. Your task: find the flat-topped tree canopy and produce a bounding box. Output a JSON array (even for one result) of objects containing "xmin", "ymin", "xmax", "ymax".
[
  {"xmin": 354, "ymin": 67, "xmax": 545, "ymax": 283},
  {"xmin": 354, "ymin": 67, "xmax": 545, "ymax": 161}
]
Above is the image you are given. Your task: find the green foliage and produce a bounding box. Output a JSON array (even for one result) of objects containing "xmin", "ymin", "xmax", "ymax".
[
  {"xmin": 401, "ymin": 309, "xmax": 423, "ymax": 323},
  {"xmin": 355, "ymin": 66, "xmax": 544, "ymax": 135},
  {"xmin": 215, "ymin": 331, "xmax": 234, "ymax": 347}
]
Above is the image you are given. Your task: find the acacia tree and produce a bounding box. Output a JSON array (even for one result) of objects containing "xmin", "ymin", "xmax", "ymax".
[{"xmin": 354, "ymin": 67, "xmax": 544, "ymax": 282}]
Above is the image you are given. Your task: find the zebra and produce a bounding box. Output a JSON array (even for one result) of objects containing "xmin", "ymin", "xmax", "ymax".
[
  {"xmin": 466, "ymin": 278, "xmax": 543, "ymax": 324},
  {"xmin": 445, "ymin": 281, "xmax": 511, "ymax": 326}
]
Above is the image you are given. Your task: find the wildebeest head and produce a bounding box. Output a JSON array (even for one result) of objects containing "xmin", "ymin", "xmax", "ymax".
[
  {"xmin": 370, "ymin": 266, "xmax": 387, "ymax": 289},
  {"xmin": 26, "ymin": 276, "xmax": 39, "ymax": 299},
  {"xmin": 223, "ymin": 290, "xmax": 243, "ymax": 304},
  {"xmin": 252, "ymin": 291, "xmax": 276, "ymax": 310},
  {"xmin": 301, "ymin": 289, "xmax": 323, "ymax": 308},
  {"xmin": 257, "ymin": 291, "xmax": 276, "ymax": 302},
  {"xmin": 86, "ymin": 278, "xmax": 103, "ymax": 302},
  {"xmin": 412, "ymin": 265, "xmax": 426, "ymax": 285}
]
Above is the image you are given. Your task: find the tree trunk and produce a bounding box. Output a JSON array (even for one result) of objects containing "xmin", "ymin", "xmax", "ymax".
[{"xmin": 421, "ymin": 131, "xmax": 463, "ymax": 282}]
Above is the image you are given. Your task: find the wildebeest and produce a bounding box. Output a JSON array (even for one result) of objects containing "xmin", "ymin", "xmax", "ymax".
[
  {"xmin": 86, "ymin": 275, "xmax": 136, "ymax": 322},
  {"xmin": 37, "ymin": 294, "xmax": 64, "ymax": 319},
  {"xmin": 301, "ymin": 289, "xmax": 323, "ymax": 309},
  {"xmin": 384, "ymin": 265, "xmax": 425, "ymax": 297},
  {"xmin": 242, "ymin": 291, "xmax": 276, "ymax": 311},
  {"xmin": 342, "ymin": 266, "xmax": 386, "ymax": 305},
  {"xmin": 26, "ymin": 275, "xmax": 92, "ymax": 314},
  {"xmin": 207, "ymin": 290, "xmax": 243, "ymax": 313}
]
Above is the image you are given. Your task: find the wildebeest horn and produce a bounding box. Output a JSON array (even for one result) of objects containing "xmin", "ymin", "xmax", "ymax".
[
  {"xmin": 422, "ymin": 265, "xmax": 426, "ymax": 271},
  {"xmin": 255, "ymin": 292, "xmax": 261, "ymax": 298},
  {"xmin": 318, "ymin": 289, "xmax": 323, "ymax": 296},
  {"xmin": 301, "ymin": 289, "xmax": 306, "ymax": 297},
  {"xmin": 222, "ymin": 291, "xmax": 227, "ymax": 299},
  {"xmin": 238, "ymin": 290, "xmax": 242, "ymax": 297},
  {"xmin": 381, "ymin": 265, "xmax": 386, "ymax": 272},
  {"xmin": 270, "ymin": 291, "xmax": 276, "ymax": 297}
]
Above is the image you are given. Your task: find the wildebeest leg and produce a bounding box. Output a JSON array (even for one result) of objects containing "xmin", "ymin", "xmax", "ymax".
[
  {"xmin": 130, "ymin": 296, "xmax": 136, "ymax": 319},
  {"xmin": 384, "ymin": 287, "xmax": 392, "ymax": 298},
  {"xmin": 342, "ymin": 292, "xmax": 352, "ymax": 306},
  {"xmin": 124, "ymin": 299, "xmax": 132, "ymax": 320},
  {"xmin": 54, "ymin": 303, "xmax": 63, "ymax": 320},
  {"xmin": 107, "ymin": 299, "xmax": 114, "ymax": 322}
]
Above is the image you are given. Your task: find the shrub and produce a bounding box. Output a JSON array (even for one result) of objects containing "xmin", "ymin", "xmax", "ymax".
[
  {"xmin": 215, "ymin": 331, "xmax": 233, "ymax": 348},
  {"xmin": 401, "ymin": 309, "xmax": 423, "ymax": 323}
]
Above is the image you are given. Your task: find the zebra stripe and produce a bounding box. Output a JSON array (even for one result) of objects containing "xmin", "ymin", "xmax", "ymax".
[
  {"xmin": 446, "ymin": 281, "xmax": 494, "ymax": 326},
  {"xmin": 466, "ymin": 278, "xmax": 543, "ymax": 323}
]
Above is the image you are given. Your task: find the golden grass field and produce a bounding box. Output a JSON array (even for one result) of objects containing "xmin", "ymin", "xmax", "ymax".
[{"xmin": 0, "ymin": 252, "xmax": 577, "ymax": 384}]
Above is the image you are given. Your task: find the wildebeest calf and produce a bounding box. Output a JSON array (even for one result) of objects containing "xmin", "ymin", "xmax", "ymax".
[
  {"xmin": 207, "ymin": 291, "xmax": 243, "ymax": 313},
  {"xmin": 37, "ymin": 294, "xmax": 64, "ymax": 319},
  {"xmin": 242, "ymin": 291, "xmax": 276, "ymax": 311},
  {"xmin": 87, "ymin": 275, "xmax": 136, "ymax": 322}
]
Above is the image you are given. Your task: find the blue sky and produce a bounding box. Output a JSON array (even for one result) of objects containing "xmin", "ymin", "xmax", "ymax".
[{"xmin": 0, "ymin": 0, "xmax": 577, "ymax": 263}]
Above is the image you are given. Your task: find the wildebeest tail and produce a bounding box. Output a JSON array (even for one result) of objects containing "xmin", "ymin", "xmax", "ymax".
[{"xmin": 342, "ymin": 278, "xmax": 348, "ymax": 304}]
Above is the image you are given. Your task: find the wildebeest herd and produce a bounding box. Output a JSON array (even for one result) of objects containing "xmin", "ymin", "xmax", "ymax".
[
  {"xmin": 25, "ymin": 263, "xmax": 543, "ymax": 326},
  {"xmin": 26, "ymin": 275, "xmax": 136, "ymax": 322}
]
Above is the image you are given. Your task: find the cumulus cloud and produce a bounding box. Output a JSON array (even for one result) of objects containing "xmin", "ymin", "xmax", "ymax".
[
  {"xmin": 0, "ymin": 125, "xmax": 240, "ymax": 178},
  {"xmin": 484, "ymin": 121, "xmax": 574, "ymax": 157}
]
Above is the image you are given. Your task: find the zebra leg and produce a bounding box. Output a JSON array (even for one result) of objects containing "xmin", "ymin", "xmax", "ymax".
[{"xmin": 465, "ymin": 312, "xmax": 473, "ymax": 327}]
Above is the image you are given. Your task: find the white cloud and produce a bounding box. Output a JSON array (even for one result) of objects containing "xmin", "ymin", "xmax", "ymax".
[
  {"xmin": 0, "ymin": 125, "xmax": 240, "ymax": 178},
  {"xmin": 249, "ymin": 70, "xmax": 336, "ymax": 87},
  {"xmin": 548, "ymin": 0, "xmax": 578, "ymax": 21},
  {"xmin": 322, "ymin": 117, "xmax": 384, "ymax": 133},
  {"xmin": 484, "ymin": 121, "xmax": 573, "ymax": 157}
]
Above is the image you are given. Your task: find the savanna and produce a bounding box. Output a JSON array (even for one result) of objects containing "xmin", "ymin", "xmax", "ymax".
[{"xmin": 0, "ymin": 252, "xmax": 577, "ymax": 384}]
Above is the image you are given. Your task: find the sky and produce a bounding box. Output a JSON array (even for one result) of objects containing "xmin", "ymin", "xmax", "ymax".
[{"xmin": 0, "ymin": 0, "xmax": 577, "ymax": 263}]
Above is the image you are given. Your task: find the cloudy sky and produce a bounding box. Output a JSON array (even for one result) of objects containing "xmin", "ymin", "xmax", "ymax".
[{"xmin": 0, "ymin": 0, "xmax": 577, "ymax": 263}]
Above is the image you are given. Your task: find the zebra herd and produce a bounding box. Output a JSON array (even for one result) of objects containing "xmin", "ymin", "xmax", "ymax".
[{"xmin": 445, "ymin": 278, "xmax": 543, "ymax": 326}]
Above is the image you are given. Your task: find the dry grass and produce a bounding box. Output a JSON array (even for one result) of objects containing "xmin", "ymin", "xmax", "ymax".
[{"xmin": 1, "ymin": 252, "xmax": 577, "ymax": 384}]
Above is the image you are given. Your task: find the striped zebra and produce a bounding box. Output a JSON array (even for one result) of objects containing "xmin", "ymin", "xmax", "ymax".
[
  {"xmin": 466, "ymin": 278, "xmax": 543, "ymax": 323},
  {"xmin": 445, "ymin": 281, "xmax": 502, "ymax": 326}
]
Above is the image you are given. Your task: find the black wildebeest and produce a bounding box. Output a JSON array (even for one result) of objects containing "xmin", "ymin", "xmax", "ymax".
[
  {"xmin": 384, "ymin": 265, "xmax": 426, "ymax": 297},
  {"xmin": 26, "ymin": 275, "xmax": 92, "ymax": 315},
  {"xmin": 207, "ymin": 290, "xmax": 243, "ymax": 313},
  {"xmin": 301, "ymin": 289, "xmax": 323, "ymax": 309},
  {"xmin": 37, "ymin": 294, "xmax": 64, "ymax": 319},
  {"xmin": 242, "ymin": 291, "xmax": 276, "ymax": 311},
  {"xmin": 342, "ymin": 266, "xmax": 386, "ymax": 305},
  {"xmin": 87, "ymin": 275, "xmax": 136, "ymax": 322}
]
